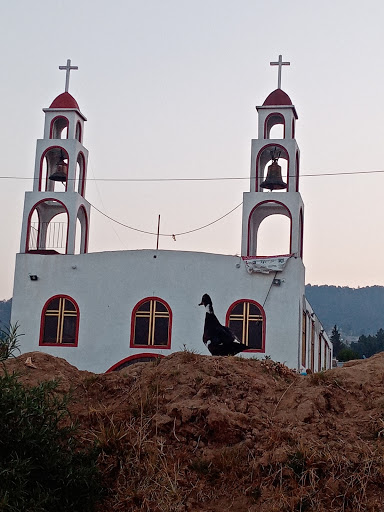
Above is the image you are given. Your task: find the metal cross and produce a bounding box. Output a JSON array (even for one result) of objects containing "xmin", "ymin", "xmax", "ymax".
[
  {"xmin": 59, "ymin": 59, "xmax": 78, "ymax": 93},
  {"xmin": 270, "ymin": 55, "xmax": 290, "ymax": 89}
]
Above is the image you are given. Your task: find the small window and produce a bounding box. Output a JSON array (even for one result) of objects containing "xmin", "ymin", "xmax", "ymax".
[
  {"xmin": 40, "ymin": 296, "xmax": 79, "ymax": 346},
  {"xmin": 226, "ymin": 300, "xmax": 265, "ymax": 351},
  {"xmin": 131, "ymin": 298, "xmax": 171, "ymax": 348}
]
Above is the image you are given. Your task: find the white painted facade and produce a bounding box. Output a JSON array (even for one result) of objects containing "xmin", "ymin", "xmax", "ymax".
[{"xmin": 11, "ymin": 82, "xmax": 332, "ymax": 373}]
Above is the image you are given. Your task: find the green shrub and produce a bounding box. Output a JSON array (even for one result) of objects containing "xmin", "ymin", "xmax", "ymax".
[
  {"xmin": 0, "ymin": 323, "xmax": 21, "ymax": 362},
  {"xmin": 0, "ymin": 373, "xmax": 103, "ymax": 511},
  {"xmin": 337, "ymin": 347, "xmax": 360, "ymax": 362}
]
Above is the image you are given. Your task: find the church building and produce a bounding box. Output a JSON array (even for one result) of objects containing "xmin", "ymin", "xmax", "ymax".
[{"xmin": 11, "ymin": 58, "xmax": 332, "ymax": 373}]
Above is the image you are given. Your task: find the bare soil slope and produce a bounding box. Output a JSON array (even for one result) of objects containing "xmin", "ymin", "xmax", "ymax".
[{"xmin": 4, "ymin": 351, "xmax": 384, "ymax": 512}]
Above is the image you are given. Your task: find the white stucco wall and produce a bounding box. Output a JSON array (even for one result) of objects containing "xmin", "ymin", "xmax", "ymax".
[{"xmin": 10, "ymin": 249, "xmax": 318, "ymax": 373}]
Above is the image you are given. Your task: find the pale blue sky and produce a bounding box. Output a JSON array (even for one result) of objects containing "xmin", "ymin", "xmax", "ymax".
[{"xmin": 1, "ymin": 0, "xmax": 384, "ymax": 298}]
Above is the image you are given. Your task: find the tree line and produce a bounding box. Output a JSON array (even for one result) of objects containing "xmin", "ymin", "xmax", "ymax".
[{"xmin": 331, "ymin": 325, "xmax": 384, "ymax": 361}]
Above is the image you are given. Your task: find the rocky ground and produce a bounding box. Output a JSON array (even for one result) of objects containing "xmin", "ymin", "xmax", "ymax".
[{"xmin": 4, "ymin": 350, "xmax": 384, "ymax": 511}]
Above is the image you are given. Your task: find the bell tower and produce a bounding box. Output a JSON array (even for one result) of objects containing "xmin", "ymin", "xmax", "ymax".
[
  {"xmin": 19, "ymin": 60, "xmax": 90, "ymax": 255},
  {"xmin": 241, "ymin": 56, "xmax": 304, "ymax": 260}
]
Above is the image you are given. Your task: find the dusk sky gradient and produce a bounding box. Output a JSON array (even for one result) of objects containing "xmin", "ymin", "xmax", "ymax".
[{"xmin": 1, "ymin": 0, "xmax": 384, "ymax": 299}]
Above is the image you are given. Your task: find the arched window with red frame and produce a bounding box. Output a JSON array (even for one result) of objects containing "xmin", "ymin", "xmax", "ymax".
[
  {"xmin": 226, "ymin": 300, "xmax": 265, "ymax": 352},
  {"xmin": 130, "ymin": 297, "xmax": 172, "ymax": 348},
  {"xmin": 40, "ymin": 295, "xmax": 79, "ymax": 346}
]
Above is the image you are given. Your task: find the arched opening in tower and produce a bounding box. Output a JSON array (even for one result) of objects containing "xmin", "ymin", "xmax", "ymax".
[
  {"xmin": 40, "ymin": 148, "xmax": 69, "ymax": 192},
  {"xmin": 27, "ymin": 199, "xmax": 69, "ymax": 254},
  {"xmin": 50, "ymin": 116, "xmax": 68, "ymax": 140},
  {"xmin": 256, "ymin": 214, "xmax": 291, "ymax": 256},
  {"xmin": 74, "ymin": 206, "xmax": 88, "ymax": 254}
]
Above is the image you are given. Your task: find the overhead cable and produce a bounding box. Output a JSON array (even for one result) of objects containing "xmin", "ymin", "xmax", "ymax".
[
  {"xmin": 90, "ymin": 201, "xmax": 243, "ymax": 237},
  {"xmin": 2, "ymin": 169, "xmax": 384, "ymax": 181}
]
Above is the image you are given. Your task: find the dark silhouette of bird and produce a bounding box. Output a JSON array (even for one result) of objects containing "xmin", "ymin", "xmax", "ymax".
[{"xmin": 198, "ymin": 293, "xmax": 248, "ymax": 356}]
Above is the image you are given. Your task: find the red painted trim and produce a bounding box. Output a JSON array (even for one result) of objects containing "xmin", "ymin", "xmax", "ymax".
[
  {"xmin": 130, "ymin": 297, "xmax": 172, "ymax": 349},
  {"xmin": 39, "ymin": 294, "xmax": 80, "ymax": 347},
  {"xmin": 225, "ymin": 299, "xmax": 266, "ymax": 353},
  {"xmin": 295, "ymin": 151, "xmax": 300, "ymax": 192},
  {"xmin": 49, "ymin": 116, "xmax": 69, "ymax": 139},
  {"xmin": 299, "ymin": 208, "xmax": 304, "ymax": 259},
  {"xmin": 77, "ymin": 151, "xmax": 86, "ymax": 196},
  {"xmin": 247, "ymin": 200, "xmax": 292, "ymax": 257},
  {"xmin": 29, "ymin": 207, "xmax": 41, "ymax": 252},
  {"xmin": 263, "ymin": 112, "xmax": 285, "ymax": 139},
  {"xmin": 318, "ymin": 332, "xmax": 322, "ymax": 372},
  {"xmin": 242, "ymin": 254, "xmax": 291, "ymax": 260},
  {"xmin": 292, "ymin": 118, "xmax": 295, "ymax": 139},
  {"xmin": 27, "ymin": 249, "xmax": 60, "ymax": 255},
  {"xmin": 76, "ymin": 121, "xmax": 82, "ymax": 143},
  {"xmin": 39, "ymin": 146, "xmax": 69, "ymax": 192},
  {"xmin": 106, "ymin": 353, "xmax": 165, "ymax": 373},
  {"xmin": 77, "ymin": 205, "xmax": 89, "ymax": 253},
  {"xmin": 255, "ymin": 143, "xmax": 289, "ymax": 192}
]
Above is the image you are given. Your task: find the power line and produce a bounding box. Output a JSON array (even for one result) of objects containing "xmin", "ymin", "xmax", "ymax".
[
  {"xmin": 90, "ymin": 201, "xmax": 243, "ymax": 237},
  {"xmin": 2, "ymin": 169, "xmax": 384, "ymax": 181}
]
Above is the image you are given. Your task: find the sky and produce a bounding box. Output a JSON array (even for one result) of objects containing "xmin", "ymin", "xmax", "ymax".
[{"xmin": 1, "ymin": 0, "xmax": 384, "ymax": 299}]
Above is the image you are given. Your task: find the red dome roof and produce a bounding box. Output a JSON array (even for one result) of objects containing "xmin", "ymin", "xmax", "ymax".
[
  {"xmin": 263, "ymin": 89, "xmax": 293, "ymax": 106},
  {"xmin": 49, "ymin": 92, "xmax": 80, "ymax": 109}
]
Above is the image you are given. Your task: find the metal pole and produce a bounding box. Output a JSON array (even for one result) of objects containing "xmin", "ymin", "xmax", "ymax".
[{"xmin": 156, "ymin": 214, "xmax": 160, "ymax": 250}]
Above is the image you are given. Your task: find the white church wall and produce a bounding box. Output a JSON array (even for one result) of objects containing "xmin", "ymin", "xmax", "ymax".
[{"xmin": 11, "ymin": 249, "xmax": 308, "ymax": 373}]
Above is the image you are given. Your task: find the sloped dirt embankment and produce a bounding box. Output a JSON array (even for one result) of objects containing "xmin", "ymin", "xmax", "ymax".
[{"xmin": 4, "ymin": 351, "xmax": 384, "ymax": 512}]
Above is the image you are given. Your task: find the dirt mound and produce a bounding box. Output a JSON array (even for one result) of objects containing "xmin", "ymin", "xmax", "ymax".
[{"xmin": 4, "ymin": 351, "xmax": 384, "ymax": 511}]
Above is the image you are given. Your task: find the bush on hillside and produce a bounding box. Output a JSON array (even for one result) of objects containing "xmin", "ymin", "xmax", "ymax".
[
  {"xmin": 337, "ymin": 347, "xmax": 359, "ymax": 362},
  {"xmin": 0, "ymin": 323, "xmax": 21, "ymax": 362},
  {"xmin": 0, "ymin": 372, "xmax": 103, "ymax": 511}
]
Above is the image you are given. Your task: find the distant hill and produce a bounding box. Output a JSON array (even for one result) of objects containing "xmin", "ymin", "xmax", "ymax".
[
  {"xmin": 0, "ymin": 299, "xmax": 11, "ymax": 330},
  {"xmin": 305, "ymin": 285, "xmax": 384, "ymax": 338}
]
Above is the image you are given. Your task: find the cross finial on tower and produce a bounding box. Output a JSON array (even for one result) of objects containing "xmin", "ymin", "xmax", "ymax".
[
  {"xmin": 59, "ymin": 59, "xmax": 78, "ymax": 93},
  {"xmin": 270, "ymin": 55, "xmax": 290, "ymax": 89}
]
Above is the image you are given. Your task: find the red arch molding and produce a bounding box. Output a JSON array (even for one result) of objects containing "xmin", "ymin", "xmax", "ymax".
[
  {"xmin": 77, "ymin": 204, "xmax": 89, "ymax": 253},
  {"xmin": 225, "ymin": 298, "xmax": 266, "ymax": 353},
  {"xmin": 106, "ymin": 353, "xmax": 165, "ymax": 373},
  {"xmin": 247, "ymin": 199, "xmax": 292, "ymax": 257},
  {"xmin": 263, "ymin": 112, "xmax": 285, "ymax": 139},
  {"xmin": 77, "ymin": 151, "xmax": 87, "ymax": 196},
  {"xmin": 49, "ymin": 115, "xmax": 69, "ymax": 139},
  {"xmin": 299, "ymin": 207, "xmax": 304, "ymax": 259},
  {"xmin": 39, "ymin": 294, "xmax": 80, "ymax": 347},
  {"xmin": 76, "ymin": 121, "xmax": 82, "ymax": 143},
  {"xmin": 25, "ymin": 197, "xmax": 69, "ymax": 254}
]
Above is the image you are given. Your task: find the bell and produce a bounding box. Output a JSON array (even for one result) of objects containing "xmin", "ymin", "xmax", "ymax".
[
  {"xmin": 260, "ymin": 155, "xmax": 287, "ymax": 191},
  {"xmin": 49, "ymin": 155, "xmax": 68, "ymax": 183}
]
